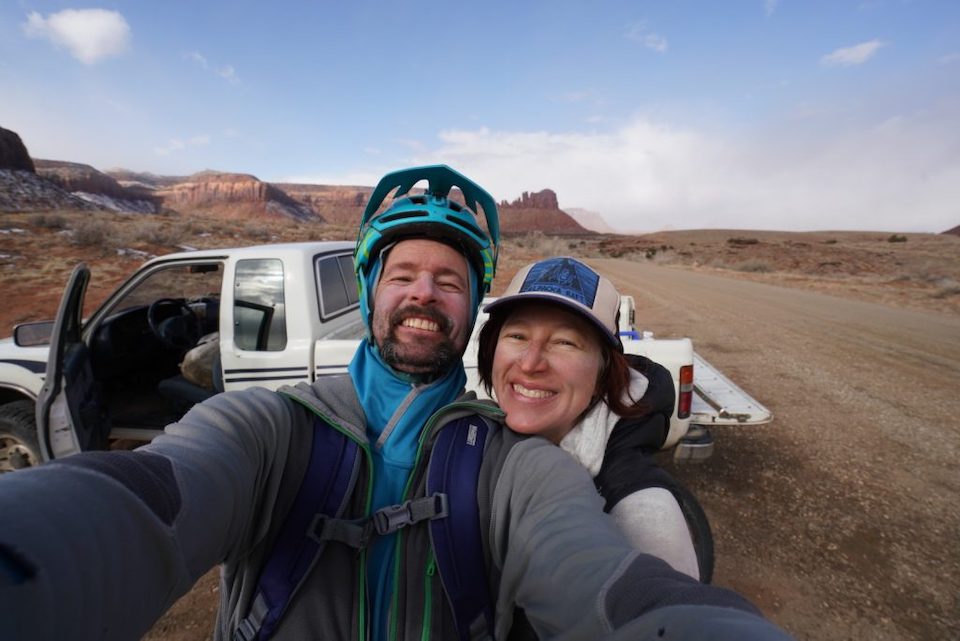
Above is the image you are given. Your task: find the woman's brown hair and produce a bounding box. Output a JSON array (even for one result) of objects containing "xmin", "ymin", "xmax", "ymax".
[{"xmin": 476, "ymin": 301, "xmax": 651, "ymax": 420}]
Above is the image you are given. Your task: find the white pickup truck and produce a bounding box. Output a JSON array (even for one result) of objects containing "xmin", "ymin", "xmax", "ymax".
[{"xmin": 0, "ymin": 241, "xmax": 771, "ymax": 473}]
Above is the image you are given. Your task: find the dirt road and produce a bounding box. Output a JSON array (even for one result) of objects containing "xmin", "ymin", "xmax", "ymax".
[
  {"xmin": 148, "ymin": 259, "xmax": 960, "ymax": 640},
  {"xmin": 590, "ymin": 258, "xmax": 960, "ymax": 641}
]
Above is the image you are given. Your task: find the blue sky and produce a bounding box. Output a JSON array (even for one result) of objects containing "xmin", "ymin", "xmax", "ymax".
[{"xmin": 2, "ymin": 1, "xmax": 958, "ymax": 233}]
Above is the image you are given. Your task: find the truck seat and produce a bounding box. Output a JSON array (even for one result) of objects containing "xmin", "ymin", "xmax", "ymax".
[{"xmin": 157, "ymin": 350, "xmax": 223, "ymax": 420}]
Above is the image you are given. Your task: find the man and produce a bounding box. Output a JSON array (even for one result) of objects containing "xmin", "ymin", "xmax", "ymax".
[{"xmin": 0, "ymin": 165, "xmax": 792, "ymax": 640}]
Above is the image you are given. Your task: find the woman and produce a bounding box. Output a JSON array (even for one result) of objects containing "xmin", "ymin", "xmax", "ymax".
[{"xmin": 477, "ymin": 256, "xmax": 704, "ymax": 581}]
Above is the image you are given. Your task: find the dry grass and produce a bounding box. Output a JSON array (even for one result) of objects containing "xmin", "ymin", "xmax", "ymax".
[
  {"xmin": 730, "ymin": 259, "xmax": 774, "ymax": 273},
  {"xmin": 29, "ymin": 212, "xmax": 67, "ymax": 229}
]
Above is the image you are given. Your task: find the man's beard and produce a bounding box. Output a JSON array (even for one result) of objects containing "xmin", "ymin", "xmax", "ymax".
[{"xmin": 377, "ymin": 305, "xmax": 462, "ymax": 378}]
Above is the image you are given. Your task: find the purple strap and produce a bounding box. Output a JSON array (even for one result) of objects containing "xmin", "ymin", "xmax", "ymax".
[
  {"xmin": 427, "ymin": 417, "xmax": 495, "ymax": 640},
  {"xmin": 250, "ymin": 417, "xmax": 359, "ymax": 641}
]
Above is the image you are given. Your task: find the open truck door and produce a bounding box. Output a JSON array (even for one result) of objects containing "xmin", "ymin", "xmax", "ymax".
[{"xmin": 36, "ymin": 263, "xmax": 110, "ymax": 461}]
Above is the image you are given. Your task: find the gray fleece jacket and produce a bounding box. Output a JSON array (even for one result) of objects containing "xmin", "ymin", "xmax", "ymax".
[{"xmin": 0, "ymin": 378, "xmax": 790, "ymax": 641}]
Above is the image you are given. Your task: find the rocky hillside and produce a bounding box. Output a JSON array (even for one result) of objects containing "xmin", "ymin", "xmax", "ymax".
[
  {"xmin": 36, "ymin": 160, "xmax": 160, "ymax": 213},
  {"xmin": 0, "ymin": 126, "xmax": 96, "ymax": 211},
  {"xmin": 155, "ymin": 171, "xmax": 322, "ymax": 222},
  {"xmin": 107, "ymin": 169, "xmax": 185, "ymax": 190},
  {"xmin": 0, "ymin": 169, "xmax": 99, "ymax": 212},
  {"xmin": 275, "ymin": 183, "xmax": 370, "ymax": 226}
]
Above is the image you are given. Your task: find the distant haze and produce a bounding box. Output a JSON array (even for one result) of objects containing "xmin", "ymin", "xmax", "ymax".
[{"xmin": 564, "ymin": 208, "xmax": 619, "ymax": 234}]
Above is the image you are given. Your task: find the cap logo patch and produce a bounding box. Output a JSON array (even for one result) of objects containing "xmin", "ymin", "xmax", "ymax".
[{"xmin": 519, "ymin": 257, "xmax": 598, "ymax": 307}]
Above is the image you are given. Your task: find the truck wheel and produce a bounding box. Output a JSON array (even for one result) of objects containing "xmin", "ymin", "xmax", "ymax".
[
  {"xmin": 0, "ymin": 400, "xmax": 42, "ymax": 473},
  {"xmin": 674, "ymin": 483, "xmax": 716, "ymax": 584}
]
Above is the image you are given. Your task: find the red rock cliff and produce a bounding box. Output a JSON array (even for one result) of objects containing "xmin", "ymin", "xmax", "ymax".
[
  {"xmin": 158, "ymin": 172, "xmax": 322, "ymax": 221},
  {"xmin": 499, "ymin": 189, "xmax": 588, "ymax": 234}
]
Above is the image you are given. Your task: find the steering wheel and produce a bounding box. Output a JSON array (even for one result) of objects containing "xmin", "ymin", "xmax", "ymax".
[{"xmin": 147, "ymin": 298, "xmax": 202, "ymax": 351}]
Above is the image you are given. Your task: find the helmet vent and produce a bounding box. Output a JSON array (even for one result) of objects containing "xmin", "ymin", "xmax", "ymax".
[
  {"xmin": 444, "ymin": 214, "xmax": 484, "ymax": 238},
  {"xmin": 380, "ymin": 210, "xmax": 430, "ymax": 224}
]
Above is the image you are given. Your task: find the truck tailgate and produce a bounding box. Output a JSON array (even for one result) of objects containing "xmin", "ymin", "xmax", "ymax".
[{"xmin": 691, "ymin": 353, "xmax": 773, "ymax": 426}]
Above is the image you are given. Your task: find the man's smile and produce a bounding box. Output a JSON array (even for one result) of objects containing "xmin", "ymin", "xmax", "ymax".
[{"xmin": 400, "ymin": 317, "xmax": 441, "ymax": 332}]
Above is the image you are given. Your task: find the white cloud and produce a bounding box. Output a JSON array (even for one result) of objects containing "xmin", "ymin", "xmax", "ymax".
[
  {"xmin": 186, "ymin": 51, "xmax": 209, "ymax": 68},
  {"xmin": 154, "ymin": 134, "xmax": 211, "ymax": 156},
  {"xmin": 185, "ymin": 51, "xmax": 240, "ymax": 84},
  {"xmin": 394, "ymin": 111, "xmax": 959, "ymax": 233},
  {"xmin": 22, "ymin": 9, "xmax": 131, "ymax": 64},
  {"xmin": 821, "ymin": 40, "xmax": 885, "ymax": 67},
  {"xmin": 765, "ymin": 0, "xmax": 780, "ymax": 16},
  {"xmin": 217, "ymin": 65, "xmax": 239, "ymax": 84},
  {"xmin": 939, "ymin": 52, "xmax": 960, "ymax": 64},
  {"xmin": 217, "ymin": 65, "xmax": 240, "ymax": 84},
  {"xmin": 625, "ymin": 22, "xmax": 668, "ymax": 53}
]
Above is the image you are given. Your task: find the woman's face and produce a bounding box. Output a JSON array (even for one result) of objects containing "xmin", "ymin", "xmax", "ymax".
[{"xmin": 491, "ymin": 303, "xmax": 604, "ymax": 444}]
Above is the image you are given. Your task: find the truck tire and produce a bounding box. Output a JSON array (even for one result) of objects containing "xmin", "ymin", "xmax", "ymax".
[
  {"xmin": 0, "ymin": 400, "xmax": 42, "ymax": 473},
  {"xmin": 674, "ymin": 482, "xmax": 716, "ymax": 584}
]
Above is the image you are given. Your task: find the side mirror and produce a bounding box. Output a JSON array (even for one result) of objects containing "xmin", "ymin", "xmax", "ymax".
[{"xmin": 13, "ymin": 321, "xmax": 55, "ymax": 347}]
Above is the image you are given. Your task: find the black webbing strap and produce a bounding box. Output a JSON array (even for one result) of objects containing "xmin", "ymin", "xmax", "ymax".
[{"xmin": 309, "ymin": 493, "xmax": 449, "ymax": 550}]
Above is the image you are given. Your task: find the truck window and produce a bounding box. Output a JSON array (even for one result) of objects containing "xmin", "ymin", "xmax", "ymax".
[
  {"xmin": 109, "ymin": 263, "xmax": 222, "ymax": 317},
  {"xmin": 316, "ymin": 253, "xmax": 359, "ymax": 319},
  {"xmin": 234, "ymin": 259, "xmax": 287, "ymax": 351}
]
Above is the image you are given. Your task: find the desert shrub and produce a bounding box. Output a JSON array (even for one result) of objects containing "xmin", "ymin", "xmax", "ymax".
[
  {"xmin": 727, "ymin": 237, "xmax": 759, "ymax": 246},
  {"xmin": 887, "ymin": 234, "xmax": 908, "ymax": 243},
  {"xmin": 910, "ymin": 268, "xmax": 952, "ymax": 284},
  {"xmin": 125, "ymin": 219, "xmax": 189, "ymax": 246},
  {"xmin": 72, "ymin": 220, "xmax": 112, "ymax": 247},
  {"xmin": 732, "ymin": 259, "xmax": 773, "ymax": 273},
  {"xmin": 822, "ymin": 239, "xmax": 838, "ymax": 245},
  {"xmin": 650, "ymin": 249, "xmax": 680, "ymax": 265},
  {"xmin": 931, "ymin": 279, "xmax": 960, "ymax": 299},
  {"xmin": 245, "ymin": 224, "xmax": 274, "ymax": 242},
  {"xmin": 147, "ymin": 224, "xmax": 189, "ymax": 246},
  {"xmin": 617, "ymin": 249, "xmax": 649, "ymax": 262},
  {"xmin": 31, "ymin": 213, "xmax": 67, "ymax": 229},
  {"xmin": 511, "ymin": 232, "xmax": 575, "ymax": 257}
]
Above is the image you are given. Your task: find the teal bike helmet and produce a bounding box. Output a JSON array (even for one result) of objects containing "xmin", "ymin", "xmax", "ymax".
[{"xmin": 355, "ymin": 164, "xmax": 500, "ymax": 328}]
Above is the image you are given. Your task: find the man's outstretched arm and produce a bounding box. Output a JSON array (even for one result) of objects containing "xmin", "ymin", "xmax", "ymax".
[
  {"xmin": 0, "ymin": 387, "xmax": 297, "ymax": 641},
  {"xmin": 489, "ymin": 438, "xmax": 794, "ymax": 640}
]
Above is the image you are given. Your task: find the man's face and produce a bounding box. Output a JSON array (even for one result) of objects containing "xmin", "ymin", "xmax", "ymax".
[{"xmin": 372, "ymin": 239, "xmax": 473, "ymax": 377}]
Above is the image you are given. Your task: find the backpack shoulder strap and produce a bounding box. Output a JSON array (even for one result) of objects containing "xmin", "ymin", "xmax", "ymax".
[
  {"xmin": 234, "ymin": 413, "xmax": 362, "ymax": 641},
  {"xmin": 427, "ymin": 415, "xmax": 497, "ymax": 641}
]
